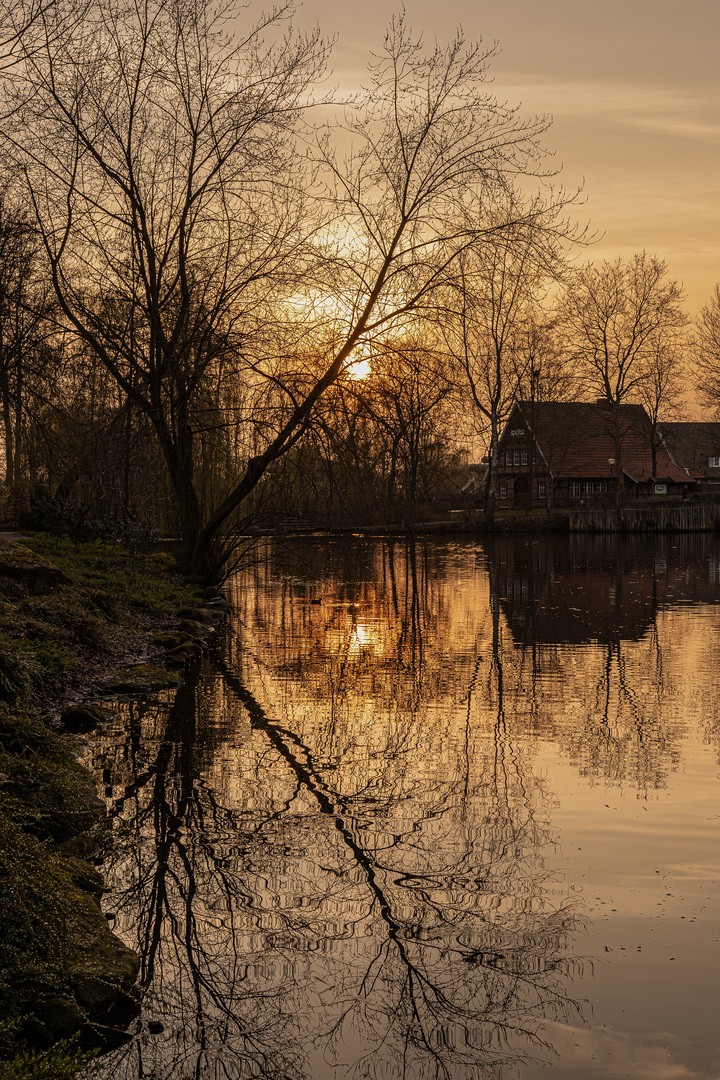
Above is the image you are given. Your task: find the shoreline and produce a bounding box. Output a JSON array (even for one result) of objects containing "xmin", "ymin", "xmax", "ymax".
[{"xmin": 0, "ymin": 534, "xmax": 225, "ymax": 1072}]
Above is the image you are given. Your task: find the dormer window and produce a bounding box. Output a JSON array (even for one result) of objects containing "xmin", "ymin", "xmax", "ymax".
[{"xmin": 709, "ymin": 457, "xmax": 720, "ymax": 468}]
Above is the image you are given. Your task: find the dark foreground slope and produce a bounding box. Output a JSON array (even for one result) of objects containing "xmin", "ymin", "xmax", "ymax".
[{"xmin": 0, "ymin": 535, "xmax": 216, "ymax": 1077}]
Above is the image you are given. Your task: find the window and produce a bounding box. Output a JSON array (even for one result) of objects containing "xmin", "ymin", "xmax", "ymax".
[
  {"xmin": 499, "ymin": 482, "xmax": 508, "ymax": 501},
  {"xmin": 576, "ymin": 480, "xmax": 607, "ymax": 495},
  {"xmin": 505, "ymin": 450, "xmax": 513, "ymax": 466},
  {"xmin": 513, "ymin": 449, "xmax": 521, "ymax": 466},
  {"xmin": 537, "ymin": 480, "xmax": 546, "ymax": 500},
  {"xmin": 520, "ymin": 449, "xmax": 528, "ymax": 466},
  {"xmin": 709, "ymin": 457, "xmax": 720, "ymax": 468}
]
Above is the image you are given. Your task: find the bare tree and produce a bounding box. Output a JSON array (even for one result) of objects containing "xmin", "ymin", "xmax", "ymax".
[
  {"xmin": 0, "ymin": 0, "xmax": 64, "ymax": 74},
  {"xmin": 0, "ymin": 190, "xmax": 64, "ymax": 525},
  {"xmin": 440, "ymin": 197, "xmax": 573, "ymax": 519},
  {"xmin": 0, "ymin": 195, "xmax": 37, "ymax": 488},
  {"xmin": 513, "ymin": 309, "xmax": 579, "ymax": 405},
  {"xmin": 3, "ymin": 5, "xmax": 567, "ymax": 578},
  {"xmin": 193, "ymin": 18, "xmax": 574, "ymax": 571},
  {"xmin": 511, "ymin": 312, "xmax": 580, "ymax": 507},
  {"xmin": 256, "ymin": 338, "xmax": 459, "ymax": 529},
  {"xmin": 636, "ymin": 327, "xmax": 688, "ymax": 476},
  {"xmin": 694, "ymin": 283, "xmax": 720, "ymax": 414},
  {"xmin": 559, "ymin": 253, "xmax": 688, "ymax": 501},
  {"xmin": 353, "ymin": 338, "xmax": 455, "ymax": 518},
  {"xmin": 2, "ymin": 0, "xmax": 328, "ymax": 570}
]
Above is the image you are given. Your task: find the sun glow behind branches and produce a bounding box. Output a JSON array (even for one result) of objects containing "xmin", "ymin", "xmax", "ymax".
[
  {"xmin": 346, "ymin": 350, "xmax": 372, "ymax": 380},
  {"xmin": 282, "ymin": 282, "xmax": 416, "ymax": 383}
]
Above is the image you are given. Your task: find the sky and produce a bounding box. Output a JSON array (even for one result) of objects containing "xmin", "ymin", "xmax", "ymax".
[{"xmin": 296, "ymin": 0, "xmax": 719, "ymax": 315}]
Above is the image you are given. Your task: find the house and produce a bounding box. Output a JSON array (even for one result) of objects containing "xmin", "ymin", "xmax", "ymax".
[
  {"xmin": 657, "ymin": 422, "xmax": 720, "ymax": 489},
  {"xmin": 496, "ymin": 400, "xmax": 694, "ymax": 509}
]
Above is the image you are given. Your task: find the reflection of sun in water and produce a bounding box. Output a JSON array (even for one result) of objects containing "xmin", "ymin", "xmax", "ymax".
[{"xmin": 350, "ymin": 621, "xmax": 378, "ymax": 652}]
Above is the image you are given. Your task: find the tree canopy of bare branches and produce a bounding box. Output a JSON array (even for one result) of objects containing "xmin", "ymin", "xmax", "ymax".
[
  {"xmin": 1, "ymin": 2, "xmax": 578, "ymax": 576},
  {"xmin": 2, "ymin": 0, "xmax": 328, "ymax": 570},
  {"xmin": 694, "ymin": 284, "xmax": 720, "ymax": 415},
  {"xmin": 439, "ymin": 195, "xmax": 576, "ymax": 518},
  {"xmin": 559, "ymin": 252, "xmax": 688, "ymax": 498}
]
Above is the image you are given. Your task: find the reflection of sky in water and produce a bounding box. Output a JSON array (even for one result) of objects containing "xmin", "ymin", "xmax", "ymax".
[{"xmin": 86, "ymin": 534, "xmax": 720, "ymax": 1080}]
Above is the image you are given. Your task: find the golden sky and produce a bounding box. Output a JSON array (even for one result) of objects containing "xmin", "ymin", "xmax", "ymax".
[{"xmin": 299, "ymin": 0, "xmax": 719, "ymax": 315}]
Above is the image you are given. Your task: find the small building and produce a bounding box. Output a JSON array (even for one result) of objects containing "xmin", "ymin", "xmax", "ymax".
[
  {"xmin": 657, "ymin": 422, "xmax": 720, "ymax": 490},
  {"xmin": 496, "ymin": 400, "xmax": 694, "ymax": 510}
]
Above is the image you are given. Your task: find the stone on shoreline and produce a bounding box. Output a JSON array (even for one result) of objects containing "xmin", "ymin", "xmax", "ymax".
[
  {"xmin": 178, "ymin": 618, "xmax": 215, "ymax": 637},
  {"xmin": 60, "ymin": 704, "xmax": 114, "ymax": 734},
  {"xmin": 177, "ymin": 606, "xmax": 218, "ymax": 625},
  {"xmin": 100, "ymin": 665, "xmax": 184, "ymax": 696},
  {"xmin": 0, "ymin": 541, "xmax": 72, "ymax": 594}
]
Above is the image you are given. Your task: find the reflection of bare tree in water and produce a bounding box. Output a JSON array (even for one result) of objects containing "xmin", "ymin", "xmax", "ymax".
[
  {"xmin": 89, "ymin": 539, "xmax": 586, "ymax": 1080},
  {"xmin": 223, "ymin": 665, "xmax": 584, "ymax": 1080},
  {"xmin": 93, "ymin": 685, "xmax": 305, "ymax": 1079},
  {"xmin": 554, "ymin": 575, "xmax": 681, "ymax": 795}
]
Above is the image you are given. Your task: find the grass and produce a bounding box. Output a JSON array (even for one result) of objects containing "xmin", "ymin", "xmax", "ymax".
[
  {"xmin": 0, "ymin": 1022, "xmax": 96, "ymax": 1080},
  {"xmin": 0, "ymin": 815, "xmax": 77, "ymax": 1013},
  {"xmin": 0, "ymin": 536, "xmax": 200, "ymax": 708},
  {"xmin": 28, "ymin": 535, "xmax": 199, "ymax": 616},
  {"xmin": 0, "ymin": 710, "xmax": 102, "ymax": 844},
  {"xmin": 0, "ymin": 712, "xmax": 106, "ymax": 1059}
]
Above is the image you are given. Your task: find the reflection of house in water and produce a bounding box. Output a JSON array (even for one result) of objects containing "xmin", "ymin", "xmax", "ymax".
[{"xmin": 493, "ymin": 534, "xmax": 720, "ymax": 646}]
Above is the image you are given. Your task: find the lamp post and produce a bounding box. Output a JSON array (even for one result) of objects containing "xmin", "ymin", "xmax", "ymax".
[{"xmin": 608, "ymin": 458, "xmax": 615, "ymax": 494}]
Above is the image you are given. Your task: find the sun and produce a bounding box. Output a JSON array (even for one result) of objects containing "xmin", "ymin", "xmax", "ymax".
[
  {"xmin": 345, "ymin": 342, "xmax": 373, "ymax": 380},
  {"xmin": 347, "ymin": 356, "xmax": 372, "ymax": 379}
]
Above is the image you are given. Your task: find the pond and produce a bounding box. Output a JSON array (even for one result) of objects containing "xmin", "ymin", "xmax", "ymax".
[{"xmin": 86, "ymin": 533, "xmax": 720, "ymax": 1080}]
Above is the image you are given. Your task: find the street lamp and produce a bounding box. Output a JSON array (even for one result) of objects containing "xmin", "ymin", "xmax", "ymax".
[{"xmin": 608, "ymin": 458, "xmax": 615, "ymax": 489}]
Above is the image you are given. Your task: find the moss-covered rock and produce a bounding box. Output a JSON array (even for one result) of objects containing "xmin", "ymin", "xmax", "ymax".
[
  {"xmin": 153, "ymin": 630, "xmax": 185, "ymax": 648},
  {"xmin": 39, "ymin": 998, "xmax": 85, "ymax": 1042},
  {"xmin": 66, "ymin": 890, "xmax": 140, "ymax": 1015},
  {"xmin": 62, "ymin": 855, "xmax": 105, "ymax": 901},
  {"xmin": 177, "ymin": 606, "xmax": 218, "ymax": 625},
  {"xmin": 100, "ymin": 664, "xmax": 184, "ymax": 695},
  {"xmin": 178, "ymin": 618, "xmax": 215, "ymax": 638},
  {"xmin": 59, "ymin": 704, "xmax": 113, "ymax": 735},
  {"xmin": 165, "ymin": 642, "xmax": 202, "ymax": 666},
  {"xmin": 0, "ymin": 542, "xmax": 72, "ymax": 595}
]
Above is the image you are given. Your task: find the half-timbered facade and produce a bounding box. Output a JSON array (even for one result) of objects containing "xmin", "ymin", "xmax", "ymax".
[{"xmin": 496, "ymin": 400, "xmax": 694, "ymax": 509}]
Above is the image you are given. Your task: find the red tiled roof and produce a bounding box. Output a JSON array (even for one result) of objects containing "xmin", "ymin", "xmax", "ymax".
[
  {"xmin": 658, "ymin": 422, "xmax": 720, "ymax": 478},
  {"xmin": 513, "ymin": 401, "xmax": 692, "ymax": 483}
]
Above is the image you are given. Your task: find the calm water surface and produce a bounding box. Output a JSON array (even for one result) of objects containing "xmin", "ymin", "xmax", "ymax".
[{"xmin": 88, "ymin": 534, "xmax": 720, "ymax": 1080}]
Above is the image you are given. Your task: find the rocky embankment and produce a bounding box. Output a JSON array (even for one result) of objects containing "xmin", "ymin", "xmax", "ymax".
[{"xmin": 0, "ymin": 535, "xmax": 227, "ymax": 1073}]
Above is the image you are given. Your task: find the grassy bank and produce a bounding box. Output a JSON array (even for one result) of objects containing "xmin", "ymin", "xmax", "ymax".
[{"xmin": 0, "ymin": 534, "xmax": 208, "ymax": 1077}]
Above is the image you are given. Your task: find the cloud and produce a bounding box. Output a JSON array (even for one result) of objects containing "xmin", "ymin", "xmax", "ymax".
[
  {"xmin": 494, "ymin": 77, "xmax": 718, "ymax": 144},
  {"xmin": 542, "ymin": 1020, "xmax": 701, "ymax": 1079}
]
